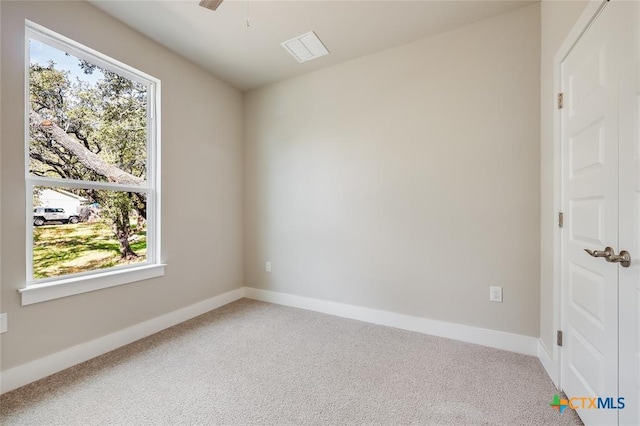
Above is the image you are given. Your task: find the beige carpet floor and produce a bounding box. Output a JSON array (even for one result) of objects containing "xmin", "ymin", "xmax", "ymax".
[{"xmin": 0, "ymin": 298, "xmax": 582, "ymax": 425}]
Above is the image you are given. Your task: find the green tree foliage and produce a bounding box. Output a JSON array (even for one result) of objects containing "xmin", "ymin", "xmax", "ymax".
[{"xmin": 29, "ymin": 57, "xmax": 148, "ymax": 259}]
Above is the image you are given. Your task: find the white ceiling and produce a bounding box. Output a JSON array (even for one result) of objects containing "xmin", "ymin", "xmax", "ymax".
[{"xmin": 89, "ymin": 0, "xmax": 535, "ymax": 91}]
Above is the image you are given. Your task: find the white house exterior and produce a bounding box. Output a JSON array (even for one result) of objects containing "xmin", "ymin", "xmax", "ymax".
[{"xmin": 37, "ymin": 189, "xmax": 86, "ymax": 215}]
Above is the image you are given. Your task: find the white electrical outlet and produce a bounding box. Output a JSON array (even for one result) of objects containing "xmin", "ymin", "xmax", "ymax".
[
  {"xmin": 265, "ymin": 261, "xmax": 272, "ymax": 273},
  {"xmin": 490, "ymin": 286, "xmax": 503, "ymax": 303},
  {"xmin": 0, "ymin": 313, "xmax": 7, "ymax": 334}
]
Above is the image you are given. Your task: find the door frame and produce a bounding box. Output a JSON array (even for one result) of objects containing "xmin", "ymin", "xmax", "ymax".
[{"xmin": 551, "ymin": 0, "xmax": 609, "ymax": 390}]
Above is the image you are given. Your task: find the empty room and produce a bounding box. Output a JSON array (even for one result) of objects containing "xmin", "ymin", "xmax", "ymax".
[{"xmin": 0, "ymin": 0, "xmax": 638, "ymax": 425}]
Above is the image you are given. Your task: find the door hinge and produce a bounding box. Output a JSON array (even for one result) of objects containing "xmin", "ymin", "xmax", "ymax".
[
  {"xmin": 558, "ymin": 212, "xmax": 564, "ymax": 228},
  {"xmin": 557, "ymin": 330, "xmax": 563, "ymax": 347},
  {"xmin": 558, "ymin": 92, "xmax": 564, "ymax": 109}
]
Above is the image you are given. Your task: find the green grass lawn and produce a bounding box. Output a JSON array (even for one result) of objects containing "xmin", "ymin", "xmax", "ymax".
[{"xmin": 33, "ymin": 220, "xmax": 146, "ymax": 279}]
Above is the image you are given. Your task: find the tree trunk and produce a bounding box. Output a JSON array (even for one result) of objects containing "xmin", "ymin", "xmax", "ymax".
[
  {"xmin": 30, "ymin": 110, "xmax": 146, "ymax": 189},
  {"xmin": 113, "ymin": 208, "xmax": 138, "ymax": 260},
  {"xmin": 31, "ymin": 111, "xmax": 146, "ymax": 260},
  {"xmin": 116, "ymin": 229, "xmax": 138, "ymax": 260}
]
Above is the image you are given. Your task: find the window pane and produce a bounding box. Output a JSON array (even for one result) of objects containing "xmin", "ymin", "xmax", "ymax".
[
  {"xmin": 32, "ymin": 186, "xmax": 147, "ymax": 279},
  {"xmin": 29, "ymin": 39, "xmax": 147, "ymax": 185}
]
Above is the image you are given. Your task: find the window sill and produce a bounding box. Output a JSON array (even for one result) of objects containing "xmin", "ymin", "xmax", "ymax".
[{"xmin": 19, "ymin": 264, "xmax": 166, "ymax": 306}]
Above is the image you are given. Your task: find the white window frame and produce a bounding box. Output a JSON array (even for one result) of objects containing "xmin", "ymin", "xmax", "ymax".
[{"xmin": 20, "ymin": 21, "xmax": 164, "ymax": 306}]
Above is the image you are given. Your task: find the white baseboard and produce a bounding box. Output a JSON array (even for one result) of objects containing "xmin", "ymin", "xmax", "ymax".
[
  {"xmin": 244, "ymin": 287, "xmax": 538, "ymax": 356},
  {"xmin": 1, "ymin": 286, "xmax": 543, "ymax": 395},
  {"xmin": 537, "ymin": 338, "xmax": 559, "ymax": 388},
  {"xmin": 0, "ymin": 287, "xmax": 244, "ymax": 394}
]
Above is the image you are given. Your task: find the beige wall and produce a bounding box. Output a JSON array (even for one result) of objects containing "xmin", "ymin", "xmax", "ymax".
[
  {"xmin": 244, "ymin": 5, "xmax": 541, "ymax": 337},
  {"xmin": 0, "ymin": 0, "xmax": 591, "ymax": 376},
  {"xmin": 0, "ymin": 1, "xmax": 244, "ymax": 370},
  {"xmin": 539, "ymin": 0, "xmax": 588, "ymax": 355}
]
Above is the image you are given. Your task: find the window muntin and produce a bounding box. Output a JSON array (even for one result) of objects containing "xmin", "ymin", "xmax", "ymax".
[{"xmin": 26, "ymin": 23, "xmax": 160, "ymax": 287}]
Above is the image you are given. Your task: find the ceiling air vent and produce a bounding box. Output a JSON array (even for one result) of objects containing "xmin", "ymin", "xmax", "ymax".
[{"xmin": 281, "ymin": 31, "xmax": 329, "ymax": 63}]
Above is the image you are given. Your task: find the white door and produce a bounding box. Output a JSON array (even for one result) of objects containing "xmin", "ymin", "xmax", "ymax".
[
  {"xmin": 619, "ymin": 2, "xmax": 640, "ymax": 425},
  {"xmin": 561, "ymin": 2, "xmax": 640, "ymax": 425},
  {"xmin": 561, "ymin": 2, "xmax": 622, "ymax": 425}
]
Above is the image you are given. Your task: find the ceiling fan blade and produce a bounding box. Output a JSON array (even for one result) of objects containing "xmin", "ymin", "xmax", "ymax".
[{"xmin": 199, "ymin": 0, "xmax": 224, "ymax": 11}]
